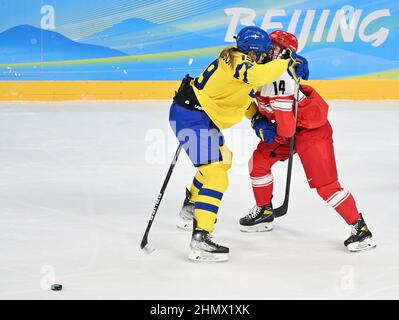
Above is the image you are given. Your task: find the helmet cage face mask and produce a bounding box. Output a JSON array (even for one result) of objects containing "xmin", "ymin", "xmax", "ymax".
[
  {"xmin": 269, "ymin": 30, "xmax": 298, "ymax": 60},
  {"xmin": 256, "ymin": 47, "xmax": 274, "ymax": 64},
  {"xmin": 271, "ymin": 42, "xmax": 287, "ymax": 60}
]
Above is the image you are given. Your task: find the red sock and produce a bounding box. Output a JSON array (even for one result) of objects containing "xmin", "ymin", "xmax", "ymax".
[
  {"xmin": 317, "ymin": 181, "xmax": 361, "ymax": 225},
  {"xmin": 250, "ymin": 172, "xmax": 273, "ymax": 206},
  {"xmin": 249, "ymin": 149, "xmax": 275, "ymax": 207}
]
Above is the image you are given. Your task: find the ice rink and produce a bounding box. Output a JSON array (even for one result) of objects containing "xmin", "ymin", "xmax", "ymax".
[{"xmin": 0, "ymin": 100, "xmax": 398, "ymax": 299}]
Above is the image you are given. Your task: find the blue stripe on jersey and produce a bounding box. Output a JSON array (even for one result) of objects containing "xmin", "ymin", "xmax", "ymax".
[
  {"xmin": 195, "ymin": 202, "xmax": 219, "ymax": 214},
  {"xmin": 199, "ymin": 188, "xmax": 223, "ymax": 200},
  {"xmin": 193, "ymin": 178, "xmax": 203, "ymax": 190}
]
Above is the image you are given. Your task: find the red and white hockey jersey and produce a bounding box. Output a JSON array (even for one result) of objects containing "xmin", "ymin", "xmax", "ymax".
[{"xmin": 256, "ymin": 71, "xmax": 329, "ymax": 138}]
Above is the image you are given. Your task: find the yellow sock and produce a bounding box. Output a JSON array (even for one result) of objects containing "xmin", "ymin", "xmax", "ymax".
[
  {"xmin": 189, "ymin": 169, "xmax": 205, "ymax": 203},
  {"xmin": 194, "ymin": 159, "xmax": 231, "ymax": 233}
]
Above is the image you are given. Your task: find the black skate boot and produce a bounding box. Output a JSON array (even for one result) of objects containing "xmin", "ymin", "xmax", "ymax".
[
  {"xmin": 344, "ymin": 213, "xmax": 376, "ymax": 252},
  {"xmin": 188, "ymin": 220, "xmax": 229, "ymax": 262},
  {"xmin": 239, "ymin": 204, "xmax": 274, "ymax": 232},
  {"xmin": 176, "ymin": 188, "xmax": 194, "ymax": 230}
]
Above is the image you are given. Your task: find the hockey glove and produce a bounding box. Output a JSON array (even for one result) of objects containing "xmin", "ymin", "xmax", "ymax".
[
  {"xmin": 294, "ymin": 55, "xmax": 309, "ymax": 80},
  {"xmin": 286, "ymin": 50, "xmax": 309, "ymax": 81},
  {"xmin": 251, "ymin": 113, "xmax": 276, "ymax": 144}
]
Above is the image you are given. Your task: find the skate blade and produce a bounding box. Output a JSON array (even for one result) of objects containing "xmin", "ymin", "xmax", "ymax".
[
  {"xmin": 239, "ymin": 222, "xmax": 274, "ymax": 233},
  {"xmin": 188, "ymin": 249, "xmax": 229, "ymax": 263},
  {"xmin": 347, "ymin": 238, "xmax": 376, "ymax": 252},
  {"xmin": 176, "ymin": 218, "xmax": 193, "ymax": 231}
]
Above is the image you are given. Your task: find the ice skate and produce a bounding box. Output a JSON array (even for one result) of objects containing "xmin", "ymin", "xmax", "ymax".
[
  {"xmin": 344, "ymin": 213, "xmax": 376, "ymax": 252},
  {"xmin": 188, "ymin": 224, "xmax": 229, "ymax": 262},
  {"xmin": 239, "ymin": 204, "xmax": 274, "ymax": 232},
  {"xmin": 176, "ymin": 188, "xmax": 194, "ymax": 230}
]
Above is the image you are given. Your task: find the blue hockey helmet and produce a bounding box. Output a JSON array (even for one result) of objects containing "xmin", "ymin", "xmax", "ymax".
[{"xmin": 235, "ymin": 26, "xmax": 271, "ymax": 58}]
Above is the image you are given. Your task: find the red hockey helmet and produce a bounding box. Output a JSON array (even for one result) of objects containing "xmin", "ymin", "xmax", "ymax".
[{"xmin": 269, "ymin": 30, "xmax": 298, "ymax": 52}]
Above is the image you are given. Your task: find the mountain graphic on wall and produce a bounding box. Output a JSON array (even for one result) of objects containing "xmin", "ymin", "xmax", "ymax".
[
  {"xmin": 80, "ymin": 18, "xmax": 223, "ymax": 55},
  {"xmin": 0, "ymin": 25, "xmax": 128, "ymax": 64}
]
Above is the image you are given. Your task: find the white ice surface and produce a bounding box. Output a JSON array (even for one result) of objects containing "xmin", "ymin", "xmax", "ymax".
[{"xmin": 0, "ymin": 100, "xmax": 398, "ymax": 300}]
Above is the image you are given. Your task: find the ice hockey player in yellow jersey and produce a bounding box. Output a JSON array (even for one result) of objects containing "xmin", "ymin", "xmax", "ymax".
[{"xmin": 169, "ymin": 26, "xmax": 297, "ymax": 262}]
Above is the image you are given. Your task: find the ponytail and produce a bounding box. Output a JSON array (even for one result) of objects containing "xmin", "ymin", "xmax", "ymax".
[{"xmin": 219, "ymin": 47, "xmax": 237, "ymax": 68}]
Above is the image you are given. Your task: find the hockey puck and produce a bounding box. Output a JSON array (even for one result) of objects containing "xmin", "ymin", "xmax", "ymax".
[{"xmin": 51, "ymin": 284, "xmax": 63, "ymax": 291}]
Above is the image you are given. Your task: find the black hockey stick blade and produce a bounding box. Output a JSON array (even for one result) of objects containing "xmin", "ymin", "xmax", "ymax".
[
  {"xmin": 141, "ymin": 239, "xmax": 155, "ymax": 254},
  {"xmin": 274, "ymin": 199, "xmax": 289, "ymax": 217},
  {"xmin": 140, "ymin": 234, "xmax": 149, "ymax": 250},
  {"xmin": 141, "ymin": 224, "xmax": 155, "ymax": 253}
]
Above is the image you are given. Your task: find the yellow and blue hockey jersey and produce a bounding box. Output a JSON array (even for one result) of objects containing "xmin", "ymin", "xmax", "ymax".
[{"xmin": 192, "ymin": 50, "xmax": 288, "ymax": 130}]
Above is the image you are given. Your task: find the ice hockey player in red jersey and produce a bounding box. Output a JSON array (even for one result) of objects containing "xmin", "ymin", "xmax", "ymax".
[{"xmin": 239, "ymin": 30, "xmax": 376, "ymax": 252}]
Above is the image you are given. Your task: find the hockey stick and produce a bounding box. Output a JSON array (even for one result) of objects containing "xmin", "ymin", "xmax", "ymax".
[
  {"xmin": 140, "ymin": 143, "xmax": 183, "ymax": 252},
  {"xmin": 274, "ymin": 72, "xmax": 300, "ymax": 218}
]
